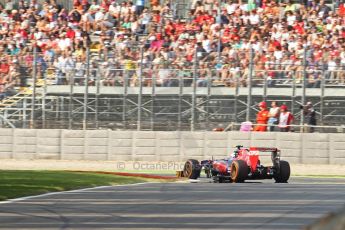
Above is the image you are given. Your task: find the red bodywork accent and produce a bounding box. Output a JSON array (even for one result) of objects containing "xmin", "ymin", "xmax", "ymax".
[
  {"xmin": 234, "ymin": 147, "xmax": 277, "ymax": 173},
  {"xmin": 249, "ymin": 155, "xmax": 259, "ymax": 172},
  {"xmin": 248, "ymin": 147, "xmax": 259, "ymax": 172},
  {"xmin": 235, "ymin": 149, "xmax": 258, "ymax": 172},
  {"xmin": 249, "ymin": 147, "xmax": 278, "ymax": 152},
  {"xmin": 213, "ymin": 161, "xmax": 228, "ymax": 174}
]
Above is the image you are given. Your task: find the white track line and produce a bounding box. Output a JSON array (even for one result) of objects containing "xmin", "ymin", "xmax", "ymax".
[{"xmin": 0, "ymin": 182, "xmax": 158, "ymax": 205}]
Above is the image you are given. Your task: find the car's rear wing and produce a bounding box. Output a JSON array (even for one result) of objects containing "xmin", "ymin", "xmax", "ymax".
[
  {"xmin": 248, "ymin": 147, "xmax": 281, "ymax": 166},
  {"xmin": 249, "ymin": 147, "xmax": 279, "ymax": 152}
]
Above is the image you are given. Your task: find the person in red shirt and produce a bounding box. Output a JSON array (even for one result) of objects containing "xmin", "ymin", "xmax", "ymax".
[
  {"xmin": 254, "ymin": 101, "xmax": 269, "ymax": 132},
  {"xmin": 339, "ymin": 3, "xmax": 345, "ymax": 17},
  {"xmin": 174, "ymin": 20, "xmax": 186, "ymax": 35},
  {"xmin": 293, "ymin": 21, "xmax": 304, "ymax": 35},
  {"xmin": 66, "ymin": 27, "xmax": 76, "ymax": 40},
  {"xmin": 164, "ymin": 20, "xmax": 175, "ymax": 36},
  {"xmin": 278, "ymin": 105, "xmax": 294, "ymax": 132},
  {"xmin": 0, "ymin": 58, "xmax": 10, "ymax": 84}
]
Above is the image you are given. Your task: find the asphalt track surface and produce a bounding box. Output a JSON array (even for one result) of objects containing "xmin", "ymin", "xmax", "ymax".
[{"xmin": 0, "ymin": 177, "xmax": 345, "ymax": 230}]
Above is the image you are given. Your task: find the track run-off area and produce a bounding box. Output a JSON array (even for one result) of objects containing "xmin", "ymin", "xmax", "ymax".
[{"xmin": 0, "ymin": 177, "xmax": 344, "ymax": 230}]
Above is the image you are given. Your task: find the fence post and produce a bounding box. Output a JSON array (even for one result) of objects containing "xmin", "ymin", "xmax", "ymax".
[
  {"xmin": 263, "ymin": 72, "xmax": 267, "ymax": 102},
  {"xmin": 206, "ymin": 66, "xmax": 211, "ymax": 130},
  {"xmin": 23, "ymin": 97, "xmax": 27, "ymax": 128},
  {"xmin": 95, "ymin": 64, "xmax": 101, "ymax": 129},
  {"xmin": 42, "ymin": 55, "xmax": 47, "ymax": 129},
  {"xmin": 246, "ymin": 48, "xmax": 254, "ymax": 121},
  {"xmin": 68, "ymin": 67, "xmax": 74, "ymax": 130},
  {"xmin": 320, "ymin": 65, "xmax": 326, "ymax": 126},
  {"xmin": 178, "ymin": 67, "xmax": 183, "ymax": 131},
  {"xmin": 191, "ymin": 45, "xmax": 198, "ymax": 131},
  {"xmin": 300, "ymin": 45, "xmax": 308, "ymax": 133},
  {"xmin": 83, "ymin": 48, "xmax": 90, "ymax": 130},
  {"xmin": 234, "ymin": 73, "xmax": 239, "ymax": 123},
  {"xmin": 30, "ymin": 46, "xmax": 37, "ymax": 129},
  {"xmin": 137, "ymin": 46, "xmax": 144, "ymax": 131},
  {"xmin": 151, "ymin": 63, "xmax": 156, "ymax": 131},
  {"xmin": 291, "ymin": 70, "xmax": 296, "ymax": 116}
]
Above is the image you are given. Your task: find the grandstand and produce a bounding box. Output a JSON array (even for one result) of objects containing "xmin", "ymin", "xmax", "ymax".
[{"xmin": 0, "ymin": 0, "xmax": 344, "ymax": 131}]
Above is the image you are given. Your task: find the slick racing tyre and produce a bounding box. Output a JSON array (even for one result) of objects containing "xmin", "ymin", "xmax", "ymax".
[
  {"xmin": 230, "ymin": 160, "xmax": 248, "ymax": 183},
  {"xmin": 183, "ymin": 159, "xmax": 201, "ymax": 179},
  {"xmin": 274, "ymin": 160, "xmax": 290, "ymax": 183}
]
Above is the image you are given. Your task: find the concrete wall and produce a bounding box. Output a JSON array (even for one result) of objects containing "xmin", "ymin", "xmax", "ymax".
[{"xmin": 0, "ymin": 129, "xmax": 344, "ymax": 164}]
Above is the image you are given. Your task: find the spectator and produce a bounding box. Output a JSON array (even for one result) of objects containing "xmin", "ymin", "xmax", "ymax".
[
  {"xmin": 123, "ymin": 55, "xmax": 136, "ymax": 86},
  {"xmin": 278, "ymin": 104, "xmax": 294, "ymax": 132},
  {"xmin": 16, "ymin": 60, "xmax": 29, "ymax": 90},
  {"xmin": 254, "ymin": 101, "xmax": 269, "ymax": 132},
  {"xmin": 54, "ymin": 56, "xmax": 64, "ymax": 85},
  {"xmin": 74, "ymin": 56, "xmax": 86, "ymax": 85},
  {"xmin": 135, "ymin": 0, "xmax": 145, "ymax": 16},
  {"xmin": 240, "ymin": 121, "xmax": 253, "ymax": 132},
  {"xmin": 303, "ymin": 101, "xmax": 317, "ymax": 133},
  {"xmin": 63, "ymin": 53, "xmax": 76, "ymax": 85},
  {"xmin": 268, "ymin": 101, "xmax": 280, "ymax": 132},
  {"xmin": 0, "ymin": 83, "xmax": 6, "ymax": 100},
  {"xmin": 4, "ymin": 0, "xmax": 14, "ymax": 11},
  {"xmin": 0, "ymin": 57, "xmax": 10, "ymax": 81}
]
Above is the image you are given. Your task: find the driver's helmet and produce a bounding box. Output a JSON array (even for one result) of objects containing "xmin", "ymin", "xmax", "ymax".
[{"xmin": 231, "ymin": 149, "xmax": 239, "ymax": 158}]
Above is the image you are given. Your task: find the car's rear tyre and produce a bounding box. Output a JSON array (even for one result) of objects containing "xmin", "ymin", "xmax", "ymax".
[
  {"xmin": 274, "ymin": 160, "xmax": 290, "ymax": 183},
  {"xmin": 183, "ymin": 159, "xmax": 201, "ymax": 179},
  {"xmin": 230, "ymin": 160, "xmax": 248, "ymax": 183}
]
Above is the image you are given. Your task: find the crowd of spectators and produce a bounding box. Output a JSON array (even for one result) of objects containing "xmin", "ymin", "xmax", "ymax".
[{"xmin": 0, "ymin": 0, "xmax": 344, "ymax": 98}]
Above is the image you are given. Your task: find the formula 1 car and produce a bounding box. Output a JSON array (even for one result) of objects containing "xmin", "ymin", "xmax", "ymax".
[{"xmin": 182, "ymin": 145, "xmax": 290, "ymax": 183}]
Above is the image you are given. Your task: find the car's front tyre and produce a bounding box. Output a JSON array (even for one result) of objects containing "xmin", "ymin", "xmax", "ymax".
[
  {"xmin": 230, "ymin": 160, "xmax": 248, "ymax": 183},
  {"xmin": 183, "ymin": 159, "xmax": 201, "ymax": 179}
]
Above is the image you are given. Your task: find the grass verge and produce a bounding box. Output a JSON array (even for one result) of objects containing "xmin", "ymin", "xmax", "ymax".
[{"xmin": 0, "ymin": 170, "xmax": 155, "ymax": 201}]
